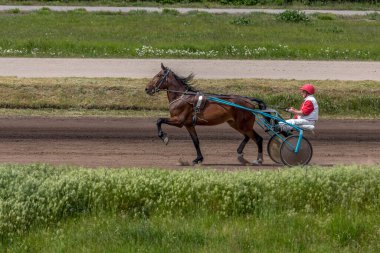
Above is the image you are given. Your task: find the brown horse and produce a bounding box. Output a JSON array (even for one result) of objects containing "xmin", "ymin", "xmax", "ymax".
[{"xmin": 145, "ymin": 63, "xmax": 266, "ymax": 165}]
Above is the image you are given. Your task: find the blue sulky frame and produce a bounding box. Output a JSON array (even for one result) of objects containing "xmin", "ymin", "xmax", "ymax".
[{"xmin": 207, "ymin": 96, "xmax": 304, "ymax": 154}]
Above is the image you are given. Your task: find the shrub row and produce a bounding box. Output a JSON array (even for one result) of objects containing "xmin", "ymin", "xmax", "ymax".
[{"xmin": 1, "ymin": 164, "xmax": 380, "ymax": 239}]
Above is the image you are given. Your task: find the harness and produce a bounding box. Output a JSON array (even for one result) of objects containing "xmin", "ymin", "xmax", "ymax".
[{"xmin": 192, "ymin": 92, "xmax": 207, "ymax": 125}]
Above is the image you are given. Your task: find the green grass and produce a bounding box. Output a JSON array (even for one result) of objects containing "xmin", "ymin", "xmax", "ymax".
[
  {"xmin": 5, "ymin": 211, "xmax": 380, "ymax": 253},
  {"xmin": 0, "ymin": 10, "xmax": 379, "ymax": 60},
  {"xmin": 1, "ymin": 164, "xmax": 380, "ymax": 252},
  {"xmin": 0, "ymin": 77, "xmax": 378, "ymax": 118}
]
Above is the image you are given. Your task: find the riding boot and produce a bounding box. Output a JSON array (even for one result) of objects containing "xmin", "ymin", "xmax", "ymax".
[{"xmin": 273, "ymin": 125, "xmax": 283, "ymax": 133}]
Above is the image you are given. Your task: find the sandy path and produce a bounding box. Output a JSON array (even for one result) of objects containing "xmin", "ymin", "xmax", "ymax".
[{"xmin": 1, "ymin": 58, "xmax": 379, "ymax": 80}]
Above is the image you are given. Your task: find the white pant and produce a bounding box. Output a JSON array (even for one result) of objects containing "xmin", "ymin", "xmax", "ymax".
[{"xmin": 279, "ymin": 119, "xmax": 315, "ymax": 132}]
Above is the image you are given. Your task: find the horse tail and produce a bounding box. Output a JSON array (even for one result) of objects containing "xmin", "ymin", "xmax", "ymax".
[{"xmin": 247, "ymin": 97, "xmax": 267, "ymax": 110}]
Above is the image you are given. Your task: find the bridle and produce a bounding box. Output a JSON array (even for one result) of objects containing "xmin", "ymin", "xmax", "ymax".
[
  {"xmin": 152, "ymin": 68, "xmax": 171, "ymax": 94},
  {"xmin": 151, "ymin": 69, "xmax": 195, "ymax": 96}
]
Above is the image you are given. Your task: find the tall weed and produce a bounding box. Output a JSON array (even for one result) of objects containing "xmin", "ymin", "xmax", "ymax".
[{"xmin": 1, "ymin": 164, "xmax": 380, "ymax": 239}]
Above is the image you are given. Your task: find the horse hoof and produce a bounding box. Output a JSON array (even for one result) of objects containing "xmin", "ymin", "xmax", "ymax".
[
  {"xmin": 163, "ymin": 136, "xmax": 169, "ymax": 145},
  {"xmin": 192, "ymin": 159, "xmax": 203, "ymax": 165},
  {"xmin": 237, "ymin": 154, "xmax": 250, "ymax": 165},
  {"xmin": 251, "ymin": 159, "xmax": 263, "ymax": 166},
  {"xmin": 176, "ymin": 158, "xmax": 190, "ymax": 166}
]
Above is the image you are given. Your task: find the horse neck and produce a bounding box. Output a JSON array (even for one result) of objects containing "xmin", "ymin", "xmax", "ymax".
[{"xmin": 166, "ymin": 78, "xmax": 187, "ymax": 103}]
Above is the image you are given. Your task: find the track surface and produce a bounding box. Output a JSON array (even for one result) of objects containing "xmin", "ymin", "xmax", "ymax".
[{"xmin": 0, "ymin": 117, "xmax": 378, "ymax": 169}]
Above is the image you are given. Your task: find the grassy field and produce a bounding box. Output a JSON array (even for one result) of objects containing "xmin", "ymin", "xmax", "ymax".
[
  {"xmin": 0, "ymin": 9, "xmax": 379, "ymax": 60},
  {"xmin": 7, "ymin": 211, "xmax": 380, "ymax": 252},
  {"xmin": 1, "ymin": 164, "xmax": 380, "ymax": 252},
  {"xmin": 0, "ymin": 77, "xmax": 378, "ymax": 118}
]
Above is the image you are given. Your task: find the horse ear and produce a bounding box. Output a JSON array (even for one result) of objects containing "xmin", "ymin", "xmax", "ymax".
[{"xmin": 161, "ymin": 63, "xmax": 167, "ymax": 70}]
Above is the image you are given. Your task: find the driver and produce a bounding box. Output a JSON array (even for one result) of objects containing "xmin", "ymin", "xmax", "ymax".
[{"xmin": 278, "ymin": 84, "xmax": 319, "ymax": 132}]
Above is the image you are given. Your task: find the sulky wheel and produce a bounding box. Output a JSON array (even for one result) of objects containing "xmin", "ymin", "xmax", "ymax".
[
  {"xmin": 267, "ymin": 134, "xmax": 284, "ymax": 164},
  {"xmin": 280, "ymin": 135, "xmax": 313, "ymax": 166}
]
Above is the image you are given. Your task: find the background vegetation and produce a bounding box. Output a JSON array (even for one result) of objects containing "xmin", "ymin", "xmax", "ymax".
[
  {"xmin": 1, "ymin": 164, "xmax": 380, "ymax": 252},
  {"xmin": 0, "ymin": 77, "xmax": 378, "ymax": 118},
  {"xmin": 0, "ymin": 9, "xmax": 379, "ymax": 60},
  {"xmin": 0, "ymin": 0, "xmax": 379, "ymax": 9}
]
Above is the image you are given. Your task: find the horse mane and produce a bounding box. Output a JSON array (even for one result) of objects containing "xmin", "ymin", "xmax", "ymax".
[{"xmin": 172, "ymin": 71, "xmax": 198, "ymax": 92}]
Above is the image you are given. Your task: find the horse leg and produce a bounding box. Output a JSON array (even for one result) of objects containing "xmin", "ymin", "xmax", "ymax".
[
  {"xmin": 249, "ymin": 129, "xmax": 264, "ymax": 165},
  {"xmin": 237, "ymin": 135, "xmax": 251, "ymax": 165},
  {"xmin": 237, "ymin": 135, "xmax": 250, "ymax": 155},
  {"xmin": 185, "ymin": 125, "xmax": 204, "ymax": 164},
  {"xmin": 156, "ymin": 117, "xmax": 183, "ymax": 145},
  {"xmin": 156, "ymin": 118, "xmax": 169, "ymax": 144},
  {"xmin": 228, "ymin": 121, "xmax": 263, "ymax": 165}
]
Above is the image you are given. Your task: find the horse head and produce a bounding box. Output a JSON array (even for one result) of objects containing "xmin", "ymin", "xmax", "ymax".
[{"xmin": 145, "ymin": 63, "xmax": 171, "ymax": 95}]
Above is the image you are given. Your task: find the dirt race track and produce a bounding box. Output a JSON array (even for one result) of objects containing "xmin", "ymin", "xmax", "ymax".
[{"xmin": 0, "ymin": 117, "xmax": 379, "ymax": 169}]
